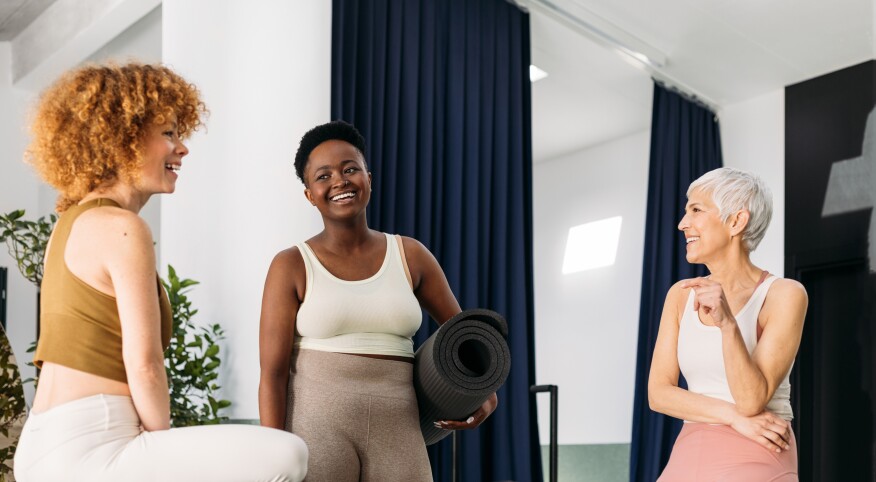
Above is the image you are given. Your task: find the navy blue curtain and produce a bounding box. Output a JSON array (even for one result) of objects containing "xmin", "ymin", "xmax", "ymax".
[
  {"xmin": 331, "ymin": 1, "xmax": 542, "ymax": 481},
  {"xmin": 629, "ymin": 82, "xmax": 723, "ymax": 482}
]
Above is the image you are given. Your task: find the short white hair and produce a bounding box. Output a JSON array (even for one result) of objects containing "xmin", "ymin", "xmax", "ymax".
[{"xmin": 687, "ymin": 167, "xmax": 773, "ymax": 252}]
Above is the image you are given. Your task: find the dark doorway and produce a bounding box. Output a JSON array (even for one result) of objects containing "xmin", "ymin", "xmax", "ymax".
[
  {"xmin": 786, "ymin": 60, "xmax": 876, "ymax": 482},
  {"xmin": 792, "ymin": 262, "xmax": 873, "ymax": 480},
  {"xmin": 0, "ymin": 267, "xmax": 6, "ymax": 330}
]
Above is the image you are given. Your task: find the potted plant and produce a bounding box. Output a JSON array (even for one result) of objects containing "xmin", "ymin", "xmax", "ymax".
[
  {"xmin": 162, "ymin": 265, "xmax": 230, "ymax": 426},
  {"xmin": 0, "ymin": 324, "xmax": 25, "ymax": 482}
]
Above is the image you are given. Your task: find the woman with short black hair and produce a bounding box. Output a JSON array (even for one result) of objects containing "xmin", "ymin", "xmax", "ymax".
[{"xmin": 259, "ymin": 120, "xmax": 498, "ymax": 481}]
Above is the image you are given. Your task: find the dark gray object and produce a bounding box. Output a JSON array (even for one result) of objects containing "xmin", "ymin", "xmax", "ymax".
[{"xmin": 414, "ymin": 309, "xmax": 511, "ymax": 445}]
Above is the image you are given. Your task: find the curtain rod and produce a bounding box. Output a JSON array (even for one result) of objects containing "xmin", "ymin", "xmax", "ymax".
[
  {"xmin": 521, "ymin": 0, "xmax": 666, "ymax": 69},
  {"xmin": 514, "ymin": 0, "xmax": 722, "ymax": 112}
]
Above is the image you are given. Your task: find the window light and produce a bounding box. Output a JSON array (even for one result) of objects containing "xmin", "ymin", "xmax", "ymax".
[
  {"xmin": 530, "ymin": 64, "xmax": 549, "ymax": 82},
  {"xmin": 562, "ymin": 216, "xmax": 622, "ymax": 274}
]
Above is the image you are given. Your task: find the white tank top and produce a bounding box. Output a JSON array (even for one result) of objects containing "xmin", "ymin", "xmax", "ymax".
[
  {"xmin": 294, "ymin": 233, "xmax": 423, "ymax": 358},
  {"xmin": 677, "ymin": 275, "xmax": 794, "ymax": 421}
]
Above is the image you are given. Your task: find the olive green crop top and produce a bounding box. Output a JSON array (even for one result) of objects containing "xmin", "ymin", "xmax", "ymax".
[{"xmin": 33, "ymin": 198, "xmax": 172, "ymax": 383}]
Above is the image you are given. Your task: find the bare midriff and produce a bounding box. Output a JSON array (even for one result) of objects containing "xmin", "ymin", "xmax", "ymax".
[
  {"xmin": 344, "ymin": 353, "xmax": 414, "ymax": 364},
  {"xmin": 31, "ymin": 362, "xmax": 131, "ymax": 414}
]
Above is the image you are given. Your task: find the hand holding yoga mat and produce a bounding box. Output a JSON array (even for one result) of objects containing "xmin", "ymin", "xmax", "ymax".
[{"xmin": 413, "ymin": 309, "xmax": 511, "ymax": 445}]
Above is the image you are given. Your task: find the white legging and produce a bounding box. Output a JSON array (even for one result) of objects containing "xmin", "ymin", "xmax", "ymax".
[{"xmin": 13, "ymin": 394, "xmax": 308, "ymax": 482}]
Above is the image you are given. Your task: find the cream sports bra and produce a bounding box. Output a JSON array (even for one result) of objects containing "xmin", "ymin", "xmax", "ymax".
[{"xmin": 294, "ymin": 233, "xmax": 423, "ymax": 358}]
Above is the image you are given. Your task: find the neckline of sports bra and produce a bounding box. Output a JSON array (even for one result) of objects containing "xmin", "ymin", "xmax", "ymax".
[{"xmin": 302, "ymin": 233, "xmax": 392, "ymax": 285}]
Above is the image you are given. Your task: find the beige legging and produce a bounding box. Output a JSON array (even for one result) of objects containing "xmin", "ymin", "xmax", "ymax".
[
  {"xmin": 14, "ymin": 394, "xmax": 308, "ymax": 482},
  {"xmin": 285, "ymin": 349, "xmax": 432, "ymax": 482}
]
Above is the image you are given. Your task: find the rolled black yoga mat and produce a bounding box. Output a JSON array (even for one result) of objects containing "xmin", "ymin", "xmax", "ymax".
[{"xmin": 414, "ymin": 309, "xmax": 511, "ymax": 445}]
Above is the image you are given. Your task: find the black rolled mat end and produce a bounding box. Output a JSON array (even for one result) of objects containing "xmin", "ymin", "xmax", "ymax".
[{"xmin": 413, "ymin": 309, "xmax": 511, "ymax": 445}]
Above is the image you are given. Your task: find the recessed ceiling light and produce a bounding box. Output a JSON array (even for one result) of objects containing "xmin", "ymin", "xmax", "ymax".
[
  {"xmin": 530, "ymin": 64, "xmax": 548, "ymax": 83},
  {"xmin": 562, "ymin": 216, "xmax": 623, "ymax": 274}
]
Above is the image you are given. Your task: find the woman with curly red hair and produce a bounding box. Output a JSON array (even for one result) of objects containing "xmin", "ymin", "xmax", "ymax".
[{"xmin": 13, "ymin": 63, "xmax": 308, "ymax": 482}]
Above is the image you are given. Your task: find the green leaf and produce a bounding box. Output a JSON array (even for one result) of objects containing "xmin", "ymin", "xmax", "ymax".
[
  {"xmin": 204, "ymin": 345, "xmax": 219, "ymax": 358},
  {"xmin": 159, "ymin": 264, "xmax": 231, "ymax": 427},
  {"xmin": 179, "ymin": 279, "xmax": 199, "ymax": 288}
]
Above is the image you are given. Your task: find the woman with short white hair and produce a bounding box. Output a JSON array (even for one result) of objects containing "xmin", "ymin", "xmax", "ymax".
[{"xmin": 649, "ymin": 167, "xmax": 807, "ymax": 481}]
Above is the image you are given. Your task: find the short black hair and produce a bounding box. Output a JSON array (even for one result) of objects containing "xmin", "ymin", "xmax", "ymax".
[{"xmin": 294, "ymin": 120, "xmax": 367, "ymax": 184}]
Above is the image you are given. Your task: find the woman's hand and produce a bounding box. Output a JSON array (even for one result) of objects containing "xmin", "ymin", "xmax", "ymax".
[
  {"xmin": 679, "ymin": 278, "xmax": 734, "ymax": 327},
  {"xmin": 730, "ymin": 409, "xmax": 791, "ymax": 453},
  {"xmin": 435, "ymin": 392, "xmax": 498, "ymax": 430}
]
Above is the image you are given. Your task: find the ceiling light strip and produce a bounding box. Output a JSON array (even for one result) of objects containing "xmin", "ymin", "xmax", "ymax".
[
  {"xmin": 527, "ymin": 0, "xmax": 721, "ymax": 110},
  {"xmin": 532, "ymin": 0, "xmax": 666, "ymax": 69}
]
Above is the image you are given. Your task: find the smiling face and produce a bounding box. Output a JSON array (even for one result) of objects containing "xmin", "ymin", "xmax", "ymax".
[
  {"xmin": 678, "ymin": 188, "xmax": 736, "ymax": 264},
  {"xmin": 303, "ymin": 139, "xmax": 371, "ymax": 219},
  {"xmin": 138, "ymin": 116, "xmax": 188, "ymax": 195}
]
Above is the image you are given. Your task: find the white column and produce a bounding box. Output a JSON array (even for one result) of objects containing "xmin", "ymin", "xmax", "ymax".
[
  {"xmin": 161, "ymin": 0, "xmax": 330, "ymax": 419},
  {"xmin": 720, "ymin": 89, "xmax": 785, "ymax": 276}
]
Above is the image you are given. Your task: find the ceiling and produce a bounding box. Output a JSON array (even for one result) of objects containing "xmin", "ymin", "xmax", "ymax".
[
  {"xmin": 2, "ymin": 0, "xmax": 872, "ymax": 161},
  {"xmin": 530, "ymin": 0, "xmax": 876, "ymax": 162},
  {"xmin": 0, "ymin": 0, "xmax": 56, "ymax": 40}
]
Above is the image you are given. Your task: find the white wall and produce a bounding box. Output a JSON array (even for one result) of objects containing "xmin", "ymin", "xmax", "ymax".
[
  {"xmin": 0, "ymin": 43, "xmax": 40, "ymax": 401},
  {"xmin": 533, "ymin": 130, "xmax": 650, "ymax": 444},
  {"xmin": 161, "ymin": 0, "xmax": 330, "ymax": 419},
  {"xmin": 719, "ymin": 89, "xmax": 785, "ymax": 276}
]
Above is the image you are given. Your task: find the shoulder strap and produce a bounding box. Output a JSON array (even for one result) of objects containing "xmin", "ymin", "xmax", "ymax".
[
  {"xmin": 394, "ymin": 234, "xmax": 413, "ymax": 289},
  {"xmin": 46, "ymin": 199, "xmax": 119, "ymax": 265},
  {"xmin": 679, "ymin": 287, "xmax": 697, "ymax": 327},
  {"xmin": 755, "ymin": 275, "xmax": 779, "ymax": 341},
  {"xmin": 297, "ymin": 243, "xmax": 315, "ymax": 302}
]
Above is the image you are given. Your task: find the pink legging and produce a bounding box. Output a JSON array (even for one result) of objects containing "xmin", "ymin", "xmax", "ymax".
[{"xmin": 658, "ymin": 423, "xmax": 798, "ymax": 482}]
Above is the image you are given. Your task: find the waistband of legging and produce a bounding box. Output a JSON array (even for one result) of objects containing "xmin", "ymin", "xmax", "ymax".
[
  {"xmin": 26, "ymin": 394, "xmax": 137, "ymax": 429},
  {"xmin": 290, "ymin": 348, "xmax": 414, "ymax": 398}
]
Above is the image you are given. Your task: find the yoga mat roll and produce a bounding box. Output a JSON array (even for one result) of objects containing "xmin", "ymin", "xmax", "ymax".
[{"xmin": 414, "ymin": 309, "xmax": 511, "ymax": 445}]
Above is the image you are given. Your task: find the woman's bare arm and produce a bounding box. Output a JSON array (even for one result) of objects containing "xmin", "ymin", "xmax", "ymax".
[
  {"xmin": 401, "ymin": 237, "xmax": 497, "ymax": 429},
  {"xmin": 105, "ymin": 211, "xmax": 170, "ymax": 431},
  {"xmin": 724, "ymin": 279, "xmax": 807, "ymax": 415},
  {"xmin": 258, "ymin": 248, "xmax": 303, "ymax": 429}
]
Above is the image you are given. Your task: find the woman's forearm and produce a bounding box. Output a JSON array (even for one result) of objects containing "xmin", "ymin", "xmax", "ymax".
[
  {"xmin": 259, "ymin": 373, "xmax": 289, "ymax": 429},
  {"xmin": 721, "ymin": 322, "xmax": 768, "ymax": 415},
  {"xmin": 126, "ymin": 359, "xmax": 171, "ymax": 431},
  {"xmin": 649, "ymin": 383, "xmax": 739, "ymax": 425}
]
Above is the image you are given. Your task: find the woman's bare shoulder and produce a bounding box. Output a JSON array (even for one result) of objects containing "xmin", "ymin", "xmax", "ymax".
[
  {"xmin": 75, "ymin": 206, "xmax": 151, "ymax": 238},
  {"xmin": 398, "ymin": 235, "xmax": 428, "ymax": 253},
  {"xmin": 68, "ymin": 207, "xmax": 153, "ymax": 264},
  {"xmin": 765, "ymin": 277, "xmax": 808, "ymax": 306},
  {"xmin": 667, "ymin": 279, "xmax": 693, "ymax": 311},
  {"xmin": 270, "ymin": 246, "xmax": 305, "ymax": 273}
]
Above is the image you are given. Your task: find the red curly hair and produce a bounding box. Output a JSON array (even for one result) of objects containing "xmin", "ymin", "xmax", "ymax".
[{"xmin": 26, "ymin": 63, "xmax": 207, "ymax": 212}]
